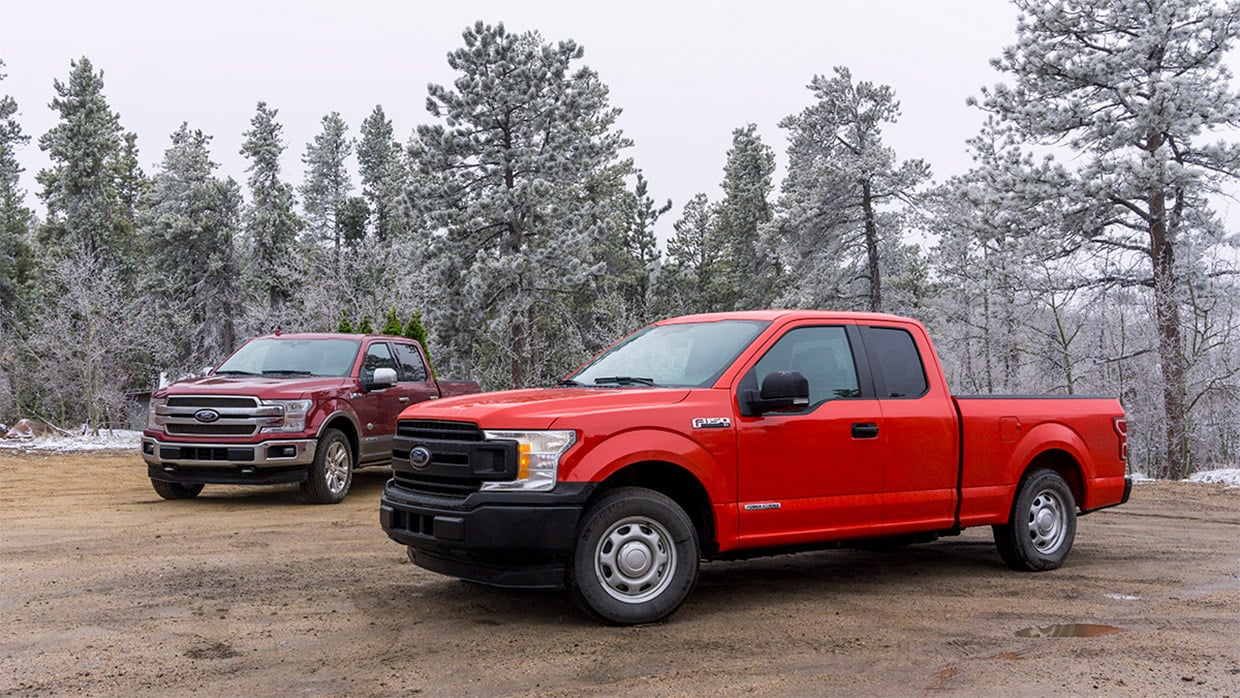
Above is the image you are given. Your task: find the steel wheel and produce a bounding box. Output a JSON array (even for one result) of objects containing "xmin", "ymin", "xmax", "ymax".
[
  {"xmin": 1027, "ymin": 487, "xmax": 1068, "ymax": 554},
  {"xmin": 993, "ymin": 468, "xmax": 1077, "ymax": 571},
  {"xmin": 594, "ymin": 515, "xmax": 677, "ymax": 604},
  {"xmin": 569, "ymin": 487, "xmax": 700, "ymax": 624}
]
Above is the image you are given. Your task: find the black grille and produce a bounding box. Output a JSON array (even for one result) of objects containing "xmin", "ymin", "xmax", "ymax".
[
  {"xmin": 391, "ymin": 472, "xmax": 483, "ymax": 497},
  {"xmin": 166, "ymin": 423, "xmax": 256, "ymax": 436},
  {"xmin": 397, "ymin": 420, "xmax": 483, "ymax": 441},
  {"xmin": 160, "ymin": 446, "xmax": 255, "ymax": 462}
]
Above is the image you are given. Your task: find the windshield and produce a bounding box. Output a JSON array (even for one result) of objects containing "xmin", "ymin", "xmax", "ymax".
[
  {"xmin": 215, "ymin": 338, "xmax": 361, "ymax": 378},
  {"xmin": 569, "ymin": 320, "xmax": 769, "ymax": 388}
]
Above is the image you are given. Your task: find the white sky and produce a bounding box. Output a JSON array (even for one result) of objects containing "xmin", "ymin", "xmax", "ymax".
[{"xmin": 2, "ymin": 0, "xmax": 1237, "ymax": 240}]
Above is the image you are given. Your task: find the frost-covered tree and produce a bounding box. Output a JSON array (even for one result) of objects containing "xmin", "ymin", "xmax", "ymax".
[
  {"xmin": 240, "ymin": 102, "xmax": 301, "ymax": 323},
  {"xmin": 36, "ymin": 57, "xmax": 140, "ymax": 274},
  {"xmin": 656, "ymin": 193, "xmax": 718, "ymax": 316},
  {"xmin": 0, "ymin": 60, "xmax": 34, "ymax": 332},
  {"xmin": 410, "ymin": 22, "xmax": 633, "ymax": 388},
  {"xmin": 300, "ymin": 111, "xmax": 353, "ymax": 257},
  {"xmin": 979, "ymin": 0, "xmax": 1240, "ymax": 479},
  {"xmin": 775, "ymin": 67, "xmax": 930, "ymax": 312},
  {"xmin": 358, "ymin": 105, "xmax": 408, "ymax": 242},
  {"xmin": 715, "ymin": 124, "xmax": 776, "ymax": 310},
  {"xmin": 141, "ymin": 124, "xmax": 242, "ymax": 373}
]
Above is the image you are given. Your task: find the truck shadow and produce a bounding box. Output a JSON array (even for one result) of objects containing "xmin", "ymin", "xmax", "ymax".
[
  {"xmin": 366, "ymin": 538, "xmax": 1008, "ymax": 628},
  {"xmin": 137, "ymin": 468, "xmax": 393, "ymax": 508}
]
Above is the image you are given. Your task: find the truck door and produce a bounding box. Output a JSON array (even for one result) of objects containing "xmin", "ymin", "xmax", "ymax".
[
  {"xmin": 859, "ymin": 324, "xmax": 958, "ymax": 533},
  {"xmin": 356, "ymin": 341, "xmax": 402, "ymax": 465},
  {"xmin": 392, "ymin": 341, "xmax": 440, "ymax": 404},
  {"xmin": 735, "ymin": 324, "xmax": 885, "ymax": 545}
]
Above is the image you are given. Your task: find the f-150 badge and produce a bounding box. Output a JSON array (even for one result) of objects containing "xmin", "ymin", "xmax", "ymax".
[{"xmin": 692, "ymin": 417, "xmax": 732, "ymax": 429}]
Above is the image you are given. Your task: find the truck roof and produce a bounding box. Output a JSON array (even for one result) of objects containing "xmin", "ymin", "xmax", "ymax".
[
  {"xmin": 248, "ymin": 332, "xmax": 412, "ymax": 342},
  {"xmin": 657, "ymin": 309, "xmax": 922, "ymax": 326}
]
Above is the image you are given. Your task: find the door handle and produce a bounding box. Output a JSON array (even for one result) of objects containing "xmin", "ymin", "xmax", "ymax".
[
  {"xmin": 398, "ymin": 396, "xmax": 410, "ymax": 403},
  {"xmin": 851, "ymin": 422, "xmax": 879, "ymax": 439}
]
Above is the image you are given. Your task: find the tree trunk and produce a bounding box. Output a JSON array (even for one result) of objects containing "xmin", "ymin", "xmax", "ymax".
[
  {"xmin": 1148, "ymin": 185, "xmax": 1188, "ymax": 480},
  {"xmin": 861, "ymin": 179, "xmax": 881, "ymax": 312}
]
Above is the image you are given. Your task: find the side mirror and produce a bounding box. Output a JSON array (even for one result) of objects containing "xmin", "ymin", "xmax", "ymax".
[
  {"xmin": 365, "ymin": 367, "xmax": 398, "ymax": 391},
  {"xmin": 745, "ymin": 370, "xmax": 810, "ymax": 414}
]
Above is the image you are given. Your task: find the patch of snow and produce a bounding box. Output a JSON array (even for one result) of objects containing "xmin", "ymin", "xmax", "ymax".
[
  {"xmin": 1129, "ymin": 471, "xmax": 1156, "ymax": 483},
  {"xmin": 1187, "ymin": 468, "xmax": 1240, "ymax": 488},
  {"xmin": 1105, "ymin": 593, "xmax": 1140, "ymax": 601},
  {"xmin": 0, "ymin": 429, "xmax": 141, "ymax": 453}
]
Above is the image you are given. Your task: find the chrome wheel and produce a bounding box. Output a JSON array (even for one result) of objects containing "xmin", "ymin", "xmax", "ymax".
[
  {"xmin": 324, "ymin": 439, "xmax": 351, "ymax": 495},
  {"xmin": 1027, "ymin": 487, "xmax": 1068, "ymax": 554},
  {"xmin": 594, "ymin": 515, "xmax": 676, "ymax": 604}
]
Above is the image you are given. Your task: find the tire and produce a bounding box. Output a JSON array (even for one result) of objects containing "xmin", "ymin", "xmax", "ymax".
[
  {"xmin": 151, "ymin": 479, "xmax": 203, "ymax": 500},
  {"xmin": 300, "ymin": 428, "xmax": 353, "ymax": 504},
  {"xmin": 567, "ymin": 487, "xmax": 700, "ymax": 625},
  {"xmin": 993, "ymin": 468, "xmax": 1077, "ymax": 571}
]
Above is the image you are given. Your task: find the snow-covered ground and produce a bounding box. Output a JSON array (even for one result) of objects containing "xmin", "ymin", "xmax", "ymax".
[
  {"xmin": 0, "ymin": 429, "xmax": 142, "ymax": 453},
  {"xmin": 1, "ymin": 430, "xmax": 1236, "ymax": 487}
]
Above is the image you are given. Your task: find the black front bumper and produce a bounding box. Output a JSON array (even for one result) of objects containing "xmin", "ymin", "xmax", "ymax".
[{"xmin": 380, "ymin": 481, "xmax": 596, "ymax": 588}]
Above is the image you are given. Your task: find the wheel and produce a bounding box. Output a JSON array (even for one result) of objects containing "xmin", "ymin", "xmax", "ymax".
[
  {"xmin": 151, "ymin": 479, "xmax": 203, "ymax": 500},
  {"xmin": 993, "ymin": 468, "xmax": 1077, "ymax": 571},
  {"xmin": 567, "ymin": 487, "xmax": 700, "ymax": 625},
  {"xmin": 300, "ymin": 429, "xmax": 353, "ymax": 504}
]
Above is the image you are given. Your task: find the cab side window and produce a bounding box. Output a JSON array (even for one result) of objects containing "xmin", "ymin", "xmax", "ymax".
[
  {"xmin": 392, "ymin": 343, "xmax": 429, "ymax": 383},
  {"xmin": 862, "ymin": 326, "xmax": 928, "ymax": 398},
  {"xmin": 753, "ymin": 326, "xmax": 860, "ymax": 407},
  {"xmin": 361, "ymin": 342, "xmax": 397, "ymax": 381}
]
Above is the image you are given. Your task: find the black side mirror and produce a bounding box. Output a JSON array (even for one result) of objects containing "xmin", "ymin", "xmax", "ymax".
[{"xmin": 745, "ymin": 370, "xmax": 810, "ymax": 414}]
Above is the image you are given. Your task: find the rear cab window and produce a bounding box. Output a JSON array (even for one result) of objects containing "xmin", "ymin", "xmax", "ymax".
[{"xmin": 861, "ymin": 326, "xmax": 928, "ymax": 398}]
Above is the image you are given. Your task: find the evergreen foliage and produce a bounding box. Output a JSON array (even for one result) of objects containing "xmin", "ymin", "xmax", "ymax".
[
  {"xmin": 240, "ymin": 102, "xmax": 302, "ymax": 324},
  {"xmin": 381, "ymin": 307, "xmax": 403, "ymax": 335}
]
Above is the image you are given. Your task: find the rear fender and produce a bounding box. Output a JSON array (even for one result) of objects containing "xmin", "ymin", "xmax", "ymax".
[{"xmin": 1007, "ymin": 422, "xmax": 1089, "ymax": 506}]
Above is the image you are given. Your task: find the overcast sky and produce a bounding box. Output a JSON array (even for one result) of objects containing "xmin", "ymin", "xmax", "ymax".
[{"xmin": 2, "ymin": 1, "xmax": 1237, "ymax": 240}]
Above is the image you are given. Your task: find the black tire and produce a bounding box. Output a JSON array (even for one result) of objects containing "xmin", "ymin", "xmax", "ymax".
[
  {"xmin": 567, "ymin": 487, "xmax": 700, "ymax": 625},
  {"xmin": 300, "ymin": 428, "xmax": 353, "ymax": 504},
  {"xmin": 993, "ymin": 468, "xmax": 1077, "ymax": 571},
  {"xmin": 151, "ymin": 479, "xmax": 203, "ymax": 500}
]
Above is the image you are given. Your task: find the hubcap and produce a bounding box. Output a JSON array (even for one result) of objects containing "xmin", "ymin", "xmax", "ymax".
[
  {"xmin": 594, "ymin": 516, "xmax": 676, "ymax": 604},
  {"xmin": 1027, "ymin": 488, "xmax": 1067, "ymax": 553},
  {"xmin": 324, "ymin": 440, "xmax": 351, "ymax": 494}
]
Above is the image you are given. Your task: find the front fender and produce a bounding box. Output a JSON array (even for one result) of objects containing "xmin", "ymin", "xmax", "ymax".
[{"xmin": 562, "ymin": 427, "xmax": 730, "ymax": 502}]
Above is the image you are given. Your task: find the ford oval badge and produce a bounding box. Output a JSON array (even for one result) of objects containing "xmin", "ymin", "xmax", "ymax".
[
  {"xmin": 410, "ymin": 446, "xmax": 432, "ymax": 469},
  {"xmin": 194, "ymin": 409, "xmax": 221, "ymax": 423}
]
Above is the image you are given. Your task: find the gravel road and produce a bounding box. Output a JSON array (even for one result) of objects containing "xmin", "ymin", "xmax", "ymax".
[{"xmin": 1, "ymin": 451, "xmax": 1237, "ymax": 696}]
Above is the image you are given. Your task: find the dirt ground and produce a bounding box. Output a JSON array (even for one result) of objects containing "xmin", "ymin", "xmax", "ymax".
[{"xmin": 0, "ymin": 450, "xmax": 1237, "ymax": 697}]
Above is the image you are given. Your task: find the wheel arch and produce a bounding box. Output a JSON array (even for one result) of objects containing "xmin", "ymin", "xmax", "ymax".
[
  {"xmin": 319, "ymin": 412, "xmax": 360, "ymax": 461},
  {"xmin": 588, "ymin": 460, "xmax": 717, "ymax": 558},
  {"xmin": 1020, "ymin": 449, "xmax": 1084, "ymax": 512}
]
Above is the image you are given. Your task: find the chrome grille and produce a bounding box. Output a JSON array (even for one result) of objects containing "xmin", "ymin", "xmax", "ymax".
[{"xmin": 155, "ymin": 395, "xmax": 277, "ymax": 437}]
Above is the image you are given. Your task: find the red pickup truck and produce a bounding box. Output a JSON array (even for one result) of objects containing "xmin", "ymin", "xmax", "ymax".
[
  {"xmin": 380, "ymin": 311, "xmax": 1130, "ymax": 624},
  {"xmin": 143, "ymin": 333, "xmax": 479, "ymax": 504}
]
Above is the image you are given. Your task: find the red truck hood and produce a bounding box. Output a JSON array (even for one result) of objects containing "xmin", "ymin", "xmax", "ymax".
[
  {"xmin": 154, "ymin": 376, "xmax": 348, "ymax": 400},
  {"xmin": 399, "ymin": 387, "xmax": 692, "ymax": 430}
]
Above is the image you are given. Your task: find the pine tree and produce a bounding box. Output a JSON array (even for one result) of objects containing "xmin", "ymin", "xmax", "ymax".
[
  {"xmin": 774, "ymin": 67, "xmax": 930, "ymax": 312},
  {"xmin": 36, "ymin": 57, "xmax": 139, "ymax": 273},
  {"xmin": 337, "ymin": 310, "xmax": 354, "ymax": 333},
  {"xmin": 240, "ymin": 102, "xmax": 301, "ymax": 317},
  {"xmin": 978, "ymin": 0, "xmax": 1240, "ymax": 478},
  {"xmin": 358, "ymin": 105, "xmax": 408, "ymax": 241},
  {"xmin": 381, "ymin": 307, "xmax": 402, "ymax": 335},
  {"xmin": 141, "ymin": 123, "xmax": 243, "ymax": 372},
  {"xmin": 410, "ymin": 22, "xmax": 633, "ymax": 388},
  {"xmin": 357, "ymin": 315, "xmax": 373, "ymax": 334},
  {"xmin": 0, "ymin": 60, "xmax": 34, "ymax": 333},
  {"xmin": 301, "ymin": 111, "xmax": 353, "ymax": 258},
  {"xmin": 714, "ymin": 124, "xmax": 776, "ymax": 310},
  {"xmin": 656, "ymin": 193, "xmax": 718, "ymax": 315}
]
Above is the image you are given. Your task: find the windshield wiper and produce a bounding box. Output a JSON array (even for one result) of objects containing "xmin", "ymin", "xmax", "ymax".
[
  {"xmin": 555, "ymin": 378, "xmax": 582, "ymax": 387},
  {"xmin": 261, "ymin": 369, "xmax": 313, "ymax": 377},
  {"xmin": 214, "ymin": 369, "xmax": 258, "ymax": 376},
  {"xmin": 593, "ymin": 376, "xmax": 656, "ymax": 387}
]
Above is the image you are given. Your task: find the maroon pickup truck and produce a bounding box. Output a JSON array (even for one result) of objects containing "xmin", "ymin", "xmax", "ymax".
[{"xmin": 143, "ymin": 332, "xmax": 480, "ymax": 504}]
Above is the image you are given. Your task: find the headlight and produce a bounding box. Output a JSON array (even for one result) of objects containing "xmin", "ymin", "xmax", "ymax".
[
  {"xmin": 260, "ymin": 399, "xmax": 313, "ymax": 433},
  {"xmin": 479, "ymin": 430, "xmax": 576, "ymax": 492},
  {"xmin": 146, "ymin": 397, "xmax": 166, "ymax": 432}
]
